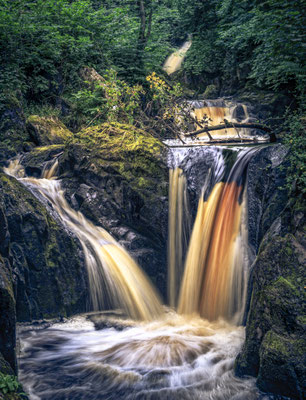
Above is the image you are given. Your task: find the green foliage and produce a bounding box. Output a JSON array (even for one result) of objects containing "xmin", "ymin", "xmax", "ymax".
[
  {"xmin": 0, "ymin": 373, "xmax": 26, "ymax": 398},
  {"xmin": 177, "ymin": 0, "xmax": 305, "ymax": 94},
  {"xmin": 283, "ymin": 105, "xmax": 306, "ymax": 194},
  {"xmin": 71, "ymin": 69, "xmax": 144, "ymax": 126},
  {"xmin": 0, "ymin": 0, "xmax": 181, "ymax": 113}
]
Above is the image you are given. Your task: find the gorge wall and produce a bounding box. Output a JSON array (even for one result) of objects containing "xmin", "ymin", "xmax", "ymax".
[{"xmin": 0, "ymin": 112, "xmax": 304, "ymax": 399}]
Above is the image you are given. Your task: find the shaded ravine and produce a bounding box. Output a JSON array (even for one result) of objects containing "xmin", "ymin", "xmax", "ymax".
[{"xmin": 5, "ymin": 146, "xmax": 264, "ymax": 399}]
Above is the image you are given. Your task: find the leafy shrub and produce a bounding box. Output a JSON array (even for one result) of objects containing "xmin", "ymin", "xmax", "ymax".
[
  {"xmin": 0, "ymin": 373, "xmax": 26, "ymax": 398},
  {"xmin": 283, "ymin": 104, "xmax": 306, "ymax": 194},
  {"xmin": 71, "ymin": 69, "xmax": 144, "ymax": 126}
]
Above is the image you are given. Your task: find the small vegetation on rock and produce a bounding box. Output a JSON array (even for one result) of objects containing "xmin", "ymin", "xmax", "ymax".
[{"xmin": 0, "ymin": 373, "xmax": 27, "ymax": 399}]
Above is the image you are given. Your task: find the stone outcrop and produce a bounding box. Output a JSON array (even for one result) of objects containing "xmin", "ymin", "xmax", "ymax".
[
  {"xmin": 27, "ymin": 115, "xmax": 72, "ymax": 146},
  {"xmin": 0, "ymin": 173, "xmax": 88, "ymax": 322},
  {"xmin": 0, "ymin": 171, "xmax": 89, "ymax": 379},
  {"xmin": 236, "ymin": 183, "xmax": 306, "ymax": 399}
]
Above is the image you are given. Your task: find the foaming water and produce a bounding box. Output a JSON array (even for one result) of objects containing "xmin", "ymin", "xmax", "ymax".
[
  {"xmin": 18, "ymin": 313, "xmax": 258, "ymax": 400},
  {"xmin": 4, "ymin": 159, "xmax": 162, "ymax": 321},
  {"xmin": 6, "ymin": 152, "xmax": 259, "ymax": 399}
]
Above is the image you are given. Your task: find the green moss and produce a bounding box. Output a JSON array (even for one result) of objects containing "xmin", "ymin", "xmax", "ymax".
[
  {"xmin": 33, "ymin": 145, "xmax": 63, "ymax": 152},
  {"xmin": 297, "ymin": 315, "xmax": 306, "ymax": 325},
  {"xmin": 270, "ymin": 276, "xmax": 299, "ymax": 297},
  {"xmin": 27, "ymin": 115, "xmax": 72, "ymax": 145},
  {"xmin": 73, "ymin": 122, "xmax": 167, "ymax": 199},
  {"xmin": 261, "ymin": 330, "xmax": 289, "ymax": 357}
]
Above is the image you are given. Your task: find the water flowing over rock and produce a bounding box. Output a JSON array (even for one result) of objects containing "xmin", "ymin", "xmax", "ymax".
[
  {"xmin": 5, "ymin": 159, "xmax": 163, "ymax": 321},
  {"xmin": 163, "ymin": 40, "xmax": 192, "ymax": 75}
]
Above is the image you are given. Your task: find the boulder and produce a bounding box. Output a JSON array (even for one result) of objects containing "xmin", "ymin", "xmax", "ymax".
[{"xmin": 27, "ymin": 115, "xmax": 72, "ymax": 146}]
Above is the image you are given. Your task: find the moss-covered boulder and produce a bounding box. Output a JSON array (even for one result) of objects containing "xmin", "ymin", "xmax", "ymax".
[
  {"xmin": 27, "ymin": 115, "xmax": 72, "ymax": 146},
  {"xmin": 73, "ymin": 122, "xmax": 167, "ymax": 198},
  {"xmin": 235, "ymin": 198, "xmax": 306, "ymax": 399},
  {"xmin": 0, "ymin": 172, "xmax": 88, "ymax": 321}
]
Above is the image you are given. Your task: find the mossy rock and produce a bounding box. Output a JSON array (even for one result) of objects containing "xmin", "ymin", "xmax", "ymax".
[
  {"xmin": 236, "ymin": 223, "xmax": 306, "ymax": 399},
  {"xmin": 0, "ymin": 353, "xmax": 14, "ymax": 376},
  {"xmin": 73, "ymin": 122, "xmax": 168, "ymax": 200},
  {"xmin": 258, "ymin": 331, "xmax": 305, "ymax": 399},
  {"xmin": 0, "ymin": 255, "xmax": 16, "ymax": 373},
  {"xmin": 27, "ymin": 115, "xmax": 72, "ymax": 146},
  {"xmin": 0, "ymin": 101, "xmax": 29, "ymax": 163}
]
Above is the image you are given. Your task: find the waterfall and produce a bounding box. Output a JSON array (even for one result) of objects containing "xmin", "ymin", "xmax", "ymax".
[
  {"xmin": 4, "ymin": 159, "xmax": 163, "ymax": 321},
  {"xmin": 168, "ymin": 147, "xmax": 257, "ymax": 324},
  {"xmin": 163, "ymin": 39, "xmax": 192, "ymax": 75},
  {"xmin": 168, "ymin": 168, "xmax": 190, "ymax": 307},
  {"xmin": 14, "ymin": 149, "xmax": 260, "ymax": 399}
]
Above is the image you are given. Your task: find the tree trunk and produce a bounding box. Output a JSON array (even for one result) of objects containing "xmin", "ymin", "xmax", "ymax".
[{"xmin": 185, "ymin": 122, "xmax": 273, "ymax": 138}]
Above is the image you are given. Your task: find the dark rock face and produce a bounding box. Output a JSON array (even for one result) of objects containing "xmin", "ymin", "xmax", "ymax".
[
  {"xmin": 19, "ymin": 123, "xmax": 169, "ymax": 299},
  {"xmin": 236, "ymin": 189, "xmax": 306, "ymax": 398},
  {"xmin": 0, "ymin": 254, "xmax": 16, "ymax": 373},
  {"xmin": 247, "ymin": 144, "xmax": 289, "ymax": 260},
  {"xmin": 0, "ymin": 173, "xmax": 88, "ymax": 324},
  {"xmin": 58, "ymin": 144, "xmax": 169, "ymax": 299}
]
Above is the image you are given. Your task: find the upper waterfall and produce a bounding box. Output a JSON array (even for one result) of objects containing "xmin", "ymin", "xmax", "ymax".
[{"xmin": 163, "ymin": 39, "xmax": 192, "ymax": 75}]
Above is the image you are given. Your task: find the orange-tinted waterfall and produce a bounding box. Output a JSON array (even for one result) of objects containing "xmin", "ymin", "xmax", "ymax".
[
  {"xmin": 177, "ymin": 148, "xmax": 256, "ymax": 323},
  {"xmin": 14, "ymin": 148, "xmax": 261, "ymax": 400},
  {"xmin": 191, "ymin": 105, "xmax": 239, "ymax": 138}
]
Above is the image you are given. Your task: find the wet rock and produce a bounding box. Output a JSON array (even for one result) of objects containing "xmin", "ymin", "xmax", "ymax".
[
  {"xmin": 0, "ymin": 173, "xmax": 88, "ymax": 322},
  {"xmin": 236, "ymin": 197, "xmax": 306, "ymax": 399},
  {"xmin": 0, "ymin": 352, "xmax": 14, "ymax": 375},
  {"xmin": 247, "ymin": 144, "xmax": 289, "ymax": 258},
  {"xmin": 0, "ymin": 255, "xmax": 16, "ymax": 373}
]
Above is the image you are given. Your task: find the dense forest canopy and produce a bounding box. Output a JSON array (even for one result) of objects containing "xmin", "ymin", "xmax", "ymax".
[{"xmin": 0, "ymin": 0, "xmax": 305, "ymax": 191}]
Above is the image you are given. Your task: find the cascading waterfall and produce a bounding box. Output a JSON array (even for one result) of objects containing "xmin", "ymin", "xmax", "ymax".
[
  {"xmin": 190, "ymin": 101, "xmax": 248, "ymax": 139},
  {"xmin": 168, "ymin": 168, "xmax": 190, "ymax": 307},
  {"xmin": 168, "ymin": 147, "xmax": 256, "ymax": 324},
  {"xmin": 163, "ymin": 39, "xmax": 192, "ymax": 75},
  {"xmin": 8, "ymin": 147, "xmax": 261, "ymax": 399},
  {"xmin": 4, "ymin": 158, "xmax": 162, "ymax": 321}
]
